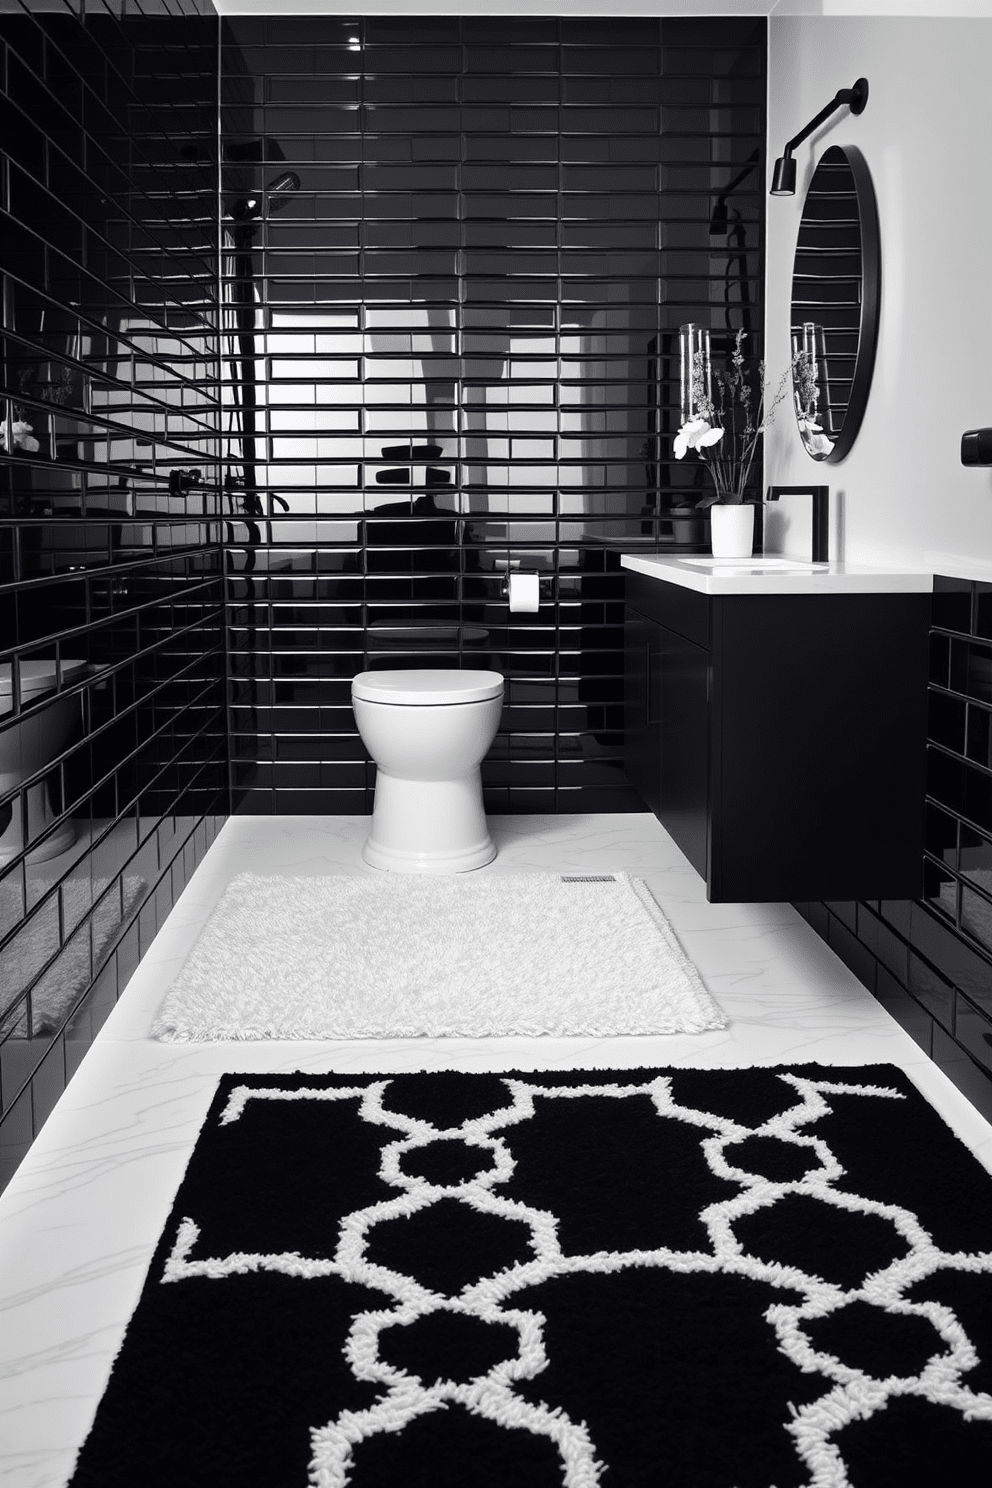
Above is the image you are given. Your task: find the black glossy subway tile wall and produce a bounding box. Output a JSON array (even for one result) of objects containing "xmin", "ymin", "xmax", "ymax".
[
  {"xmin": 220, "ymin": 15, "xmax": 766, "ymax": 814},
  {"xmin": 795, "ymin": 575, "xmax": 992, "ymax": 1122},
  {"xmin": 0, "ymin": 0, "xmax": 225, "ymax": 1186}
]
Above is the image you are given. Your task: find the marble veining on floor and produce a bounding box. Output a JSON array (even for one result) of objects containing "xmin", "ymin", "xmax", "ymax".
[{"xmin": 1, "ymin": 812, "xmax": 991, "ymax": 1488}]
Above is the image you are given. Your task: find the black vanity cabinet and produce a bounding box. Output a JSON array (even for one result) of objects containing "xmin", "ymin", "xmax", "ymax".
[{"xmin": 624, "ymin": 569, "xmax": 931, "ymax": 903}]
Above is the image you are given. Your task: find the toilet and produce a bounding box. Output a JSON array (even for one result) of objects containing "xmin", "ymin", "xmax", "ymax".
[
  {"xmin": 351, "ymin": 668, "xmax": 504, "ymax": 873},
  {"xmin": 0, "ymin": 660, "xmax": 88, "ymax": 865}
]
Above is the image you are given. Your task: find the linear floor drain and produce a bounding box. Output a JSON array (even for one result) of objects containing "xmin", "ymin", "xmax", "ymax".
[{"xmin": 560, "ymin": 874, "xmax": 617, "ymax": 882}]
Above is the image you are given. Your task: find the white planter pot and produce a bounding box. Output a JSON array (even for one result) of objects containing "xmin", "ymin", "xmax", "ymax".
[{"xmin": 710, "ymin": 503, "xmax": 754, "ymax": 559}]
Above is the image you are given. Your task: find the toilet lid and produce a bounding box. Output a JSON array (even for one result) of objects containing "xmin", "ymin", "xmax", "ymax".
[
  {"xmin": 351, "ymin": 669, "xmax": 504, "ymax": 706},
  {"xmin": 0, "ymin": 659, "xmax": 88, "ymax": 698}
]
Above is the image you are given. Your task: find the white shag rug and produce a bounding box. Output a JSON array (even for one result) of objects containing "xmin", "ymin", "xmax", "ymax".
[{"xmin": 151, "ymin": 871, "xmax": 725, "ymax": 1042}]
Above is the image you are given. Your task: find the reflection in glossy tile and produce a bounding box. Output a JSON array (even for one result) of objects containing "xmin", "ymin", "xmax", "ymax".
[
  {"xmin": 0, "ymin": 0, "xmax": 226, "ymax": 1177},
  {"xmin": 220, "ymin": 16, "xmax": 767, "ymax": 812}
]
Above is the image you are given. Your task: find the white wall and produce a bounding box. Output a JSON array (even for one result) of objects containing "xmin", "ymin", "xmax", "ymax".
[{"xmin": 765, "ymin": 16, "xmax": 992, "ymax": 575}]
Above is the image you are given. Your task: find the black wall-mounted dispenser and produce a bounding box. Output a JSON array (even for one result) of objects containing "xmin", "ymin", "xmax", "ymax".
[{"xmin": 961, "ymin": 428, "xmax": 992, "ymax": 465}]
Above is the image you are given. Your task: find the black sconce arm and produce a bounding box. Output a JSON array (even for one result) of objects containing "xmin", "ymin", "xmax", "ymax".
[
  {"xmin": 710, "ymin": 147, "xmax": 760, "ymax": 232},
  {"xmin": 783, "ymin": 81, "xmax": 867, "ymax": 157}
]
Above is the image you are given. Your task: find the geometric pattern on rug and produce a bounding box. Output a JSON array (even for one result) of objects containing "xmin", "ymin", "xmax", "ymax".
[
  {"xmin": 150, "ymin": 871, "xmax": 725, "ymax": 1041},
  {"xmin": 68, "ymin": 1066, "xmax": 992, "ymax": 1487}
]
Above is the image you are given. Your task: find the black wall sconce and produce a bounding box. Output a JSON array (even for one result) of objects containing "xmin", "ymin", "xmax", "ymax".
[
  {"xmin": 770, "ymin": 78, "xmax": 869, "ymax": 196},
  {"xmin": 961, "ymin": 428, "xmax": 992, "ymax": 466}
]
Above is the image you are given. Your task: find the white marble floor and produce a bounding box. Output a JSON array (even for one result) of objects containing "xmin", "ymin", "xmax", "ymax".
[{"xmin": 2, "ymin": 812, "xmax": 992, "ymax": 1488}]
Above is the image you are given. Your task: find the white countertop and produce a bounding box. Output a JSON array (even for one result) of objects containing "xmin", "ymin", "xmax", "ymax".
[{"xmin": 621, "ymin": 553, "xmax": 934, "ymax": 596}]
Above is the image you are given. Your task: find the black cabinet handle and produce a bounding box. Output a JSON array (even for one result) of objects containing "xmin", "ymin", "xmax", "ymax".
[{"xmin": 647, "ymin": 636, "xmax": 662, "ymax": 726}]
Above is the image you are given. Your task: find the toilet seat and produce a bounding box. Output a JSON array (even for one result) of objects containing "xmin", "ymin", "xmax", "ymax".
[{"xmin": 352, "ymin": 669, "xmax": 503, "ymax": 707}]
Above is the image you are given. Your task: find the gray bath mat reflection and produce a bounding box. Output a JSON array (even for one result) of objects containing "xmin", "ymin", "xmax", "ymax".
[
  {"xmin": 152, "ymin": 871, "xmax": 725, "ymax": 1042},
  {"xmin": 1, "ymin": 874, "xmax": 145, "ymax": 1037}
]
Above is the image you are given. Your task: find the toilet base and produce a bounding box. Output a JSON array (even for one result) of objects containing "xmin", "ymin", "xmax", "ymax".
[{"xmin": 363, "ymin": 769, "xmax": 496, "ymax": 874}]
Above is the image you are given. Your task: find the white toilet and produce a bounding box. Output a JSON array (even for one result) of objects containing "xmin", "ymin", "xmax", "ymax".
[
  {"xmin": 0, "ymin": 660, "xmax": 88, "ymax": 865},
  {"xmin": 351, "ymin": 668, "xmax": 504, "ymax": 873}
]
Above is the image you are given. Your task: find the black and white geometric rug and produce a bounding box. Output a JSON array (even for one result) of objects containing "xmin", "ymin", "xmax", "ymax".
[{"xmin": 69, "ymin": 1066, "xmax": 992, "ymax": 1486}]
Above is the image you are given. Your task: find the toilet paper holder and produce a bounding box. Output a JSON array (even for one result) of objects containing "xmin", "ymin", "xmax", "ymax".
[{"xmin": 496, "ymin": 561, "xmax": 551, "ymax": 606}]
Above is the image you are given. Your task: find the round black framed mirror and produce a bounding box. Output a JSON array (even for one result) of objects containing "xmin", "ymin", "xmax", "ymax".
[{"xmin": 790, "ymin": 143, "xmax": 880, "ymax": 463}]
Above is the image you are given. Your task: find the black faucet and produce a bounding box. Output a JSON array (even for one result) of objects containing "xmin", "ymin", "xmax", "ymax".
[{"xmin": 765, "ymin": 485, "xmax": 830, "ymax": 563}]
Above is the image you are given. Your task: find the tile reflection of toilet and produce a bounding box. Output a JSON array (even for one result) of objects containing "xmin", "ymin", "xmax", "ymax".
[
  {"xmin": 0, "ymin": 661, "xmax": 88, "ymax": 865},
  {"xmin": 351, "ymin": 668, "xmax": 504, "ymax": 873},
  {"xmin": 365, "ymin": 621, "xmax": 494, "ymax": 670}
]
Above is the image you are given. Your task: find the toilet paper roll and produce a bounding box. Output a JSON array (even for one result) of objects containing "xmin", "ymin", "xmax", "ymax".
[{"xmin": 508, "ymin": 570, "xmax": 540, "ymax": 613}]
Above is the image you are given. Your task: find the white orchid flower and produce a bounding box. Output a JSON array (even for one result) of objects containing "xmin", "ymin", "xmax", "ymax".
[
  {"xmin": 797, "ymin": 417, "xmax": 833, "ymax": 457},
  {"xmin": 0, "ymin": 420, "xmax": 39, "ymax": 453},
  {"xmin": 674, "ymin": 418, "xmax": 724, "ymax": 460}
]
